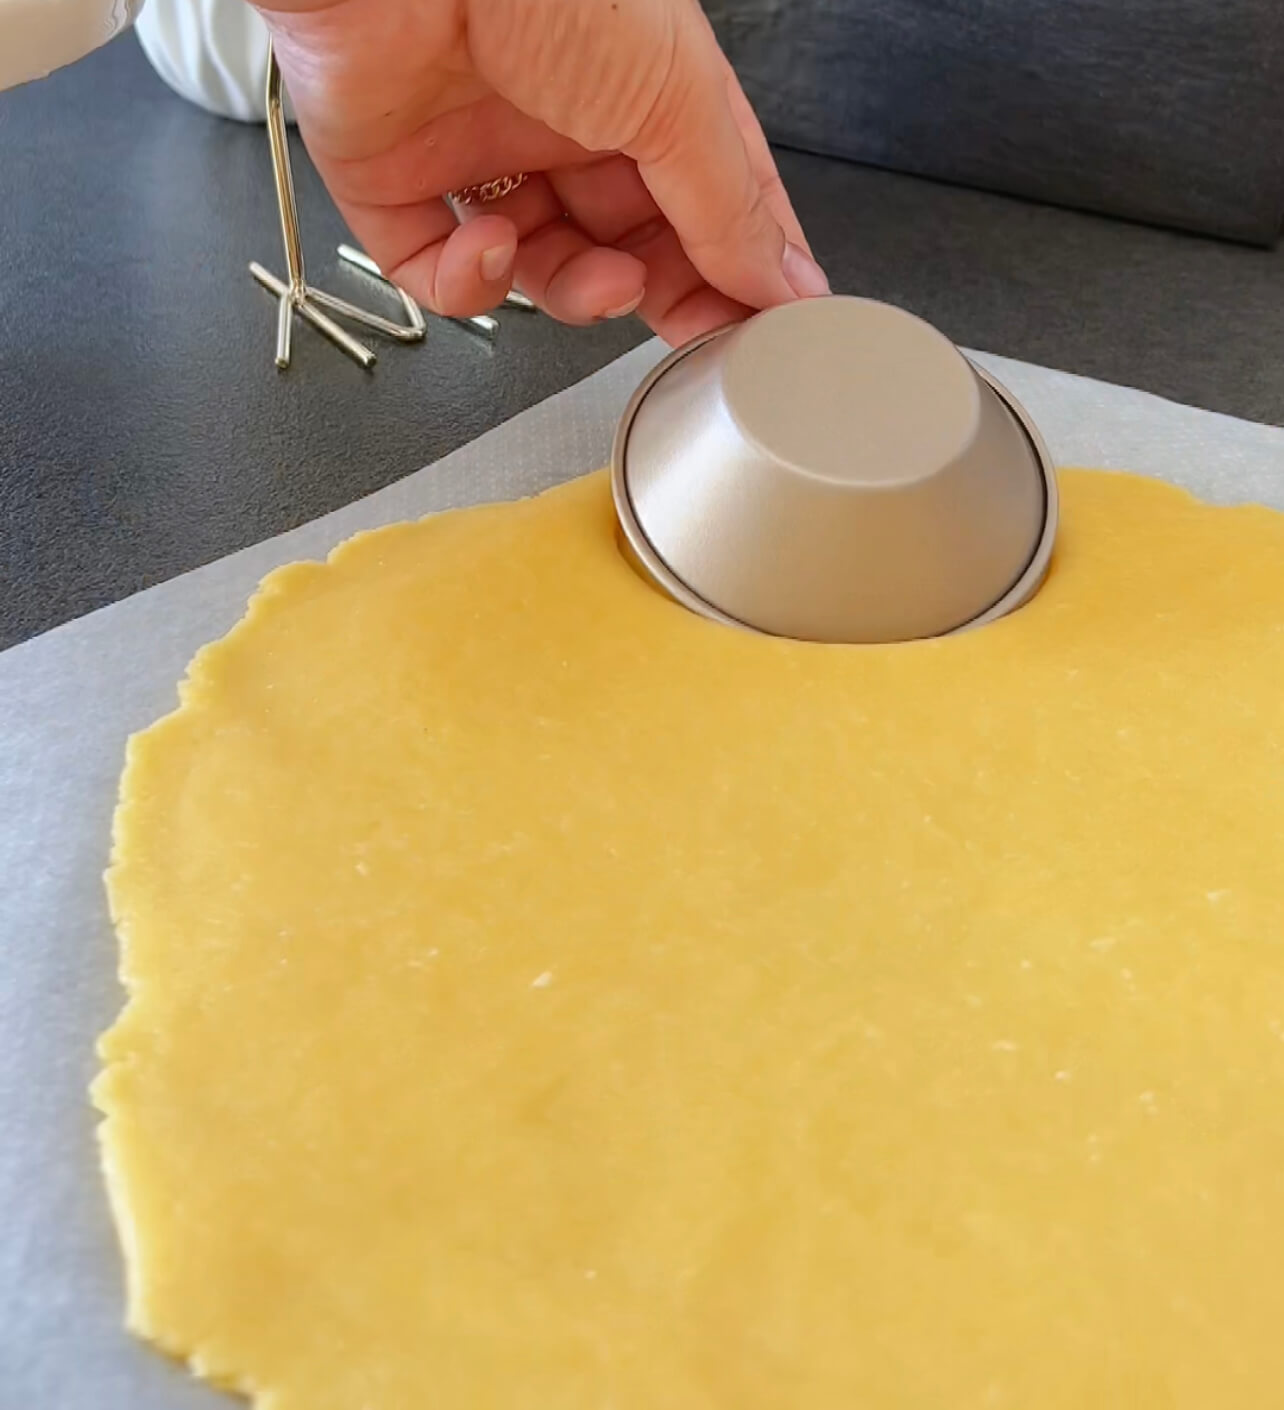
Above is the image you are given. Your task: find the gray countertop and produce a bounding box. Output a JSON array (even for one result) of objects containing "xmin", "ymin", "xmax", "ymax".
[{"xmin": 1, "ymin": 35, "xmax": 1281, "ymax": 650}]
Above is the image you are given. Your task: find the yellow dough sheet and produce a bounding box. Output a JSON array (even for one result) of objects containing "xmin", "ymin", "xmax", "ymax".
[{"xmin": 97, "ymin": 468, "xmax": 1284, "ymax": 1410}]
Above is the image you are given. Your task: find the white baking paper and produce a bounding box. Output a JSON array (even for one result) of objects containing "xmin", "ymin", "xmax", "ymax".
[{"xmin": 1, "ymin": 340, "xmax": 1281, "ymax": 1407}]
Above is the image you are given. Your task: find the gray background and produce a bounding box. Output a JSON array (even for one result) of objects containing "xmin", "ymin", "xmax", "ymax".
[
  {"xmin": 707, "ymin": 0, "xmax": 1284, "ymax": 243},
  {"xmin": 1, "ymin": 35, "xmax": 1283, "ymax": 649}
]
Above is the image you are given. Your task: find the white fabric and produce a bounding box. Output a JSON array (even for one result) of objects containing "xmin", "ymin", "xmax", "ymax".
[
  {"xmin": 134, "ymin": 0, "xmax": 291, "ymax": 123},
  {"xmin": 0, "ymin": 0, "xmax": 142, "ymax": 92}
]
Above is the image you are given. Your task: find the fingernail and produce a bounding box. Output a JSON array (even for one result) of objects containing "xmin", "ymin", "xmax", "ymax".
[
  {"xmin": 479, "ymin": 241, "xmax": 515, "ymax": 283},
  {"xmin": 782, "ymin": 242, "xmax": 830, "ymax": 299},
  {"xmin": 603, "ymin": 290, "xmax": 645, "ymax": 320}
]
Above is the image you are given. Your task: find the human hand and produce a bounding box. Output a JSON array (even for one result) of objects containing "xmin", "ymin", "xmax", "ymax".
[{"xmin": 253, "ymin": 0, "xmax": 828, "ymax": 344}]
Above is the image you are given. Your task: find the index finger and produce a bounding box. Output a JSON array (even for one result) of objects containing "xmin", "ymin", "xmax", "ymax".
[{"xmin": 624, "ymin": 6, "xmax": 827, "ymax": 314}]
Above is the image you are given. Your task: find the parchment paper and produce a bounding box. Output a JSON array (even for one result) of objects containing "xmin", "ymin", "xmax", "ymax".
[{"xmin": 2, "ymin": 340, "xmax": 1282, "ymax": 1407}]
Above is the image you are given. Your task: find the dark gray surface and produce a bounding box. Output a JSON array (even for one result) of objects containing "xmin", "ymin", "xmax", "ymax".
[
  {"xmin": 708, "ymin": 0, "xmax": 1284, "ymax": 245},
  {"xmin": 1, "ymin": 35, "xmax": 1282, "ymax": 650}
]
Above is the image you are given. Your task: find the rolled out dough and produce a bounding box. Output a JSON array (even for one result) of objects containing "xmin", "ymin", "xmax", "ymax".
[{"xmin": 98, "ymin": 469, "xmax": 1284, "ymax": 1410}]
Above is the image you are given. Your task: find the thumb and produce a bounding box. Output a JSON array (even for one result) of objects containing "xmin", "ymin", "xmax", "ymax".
[{"xmin": 625, "ymin": 5, "xmax": 829, "ymax": 313}]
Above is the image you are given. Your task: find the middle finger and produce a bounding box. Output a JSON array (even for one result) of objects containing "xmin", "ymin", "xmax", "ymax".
[{"xmin": 549, "ymin": 155, "xmax": 749, "ymax": 342}]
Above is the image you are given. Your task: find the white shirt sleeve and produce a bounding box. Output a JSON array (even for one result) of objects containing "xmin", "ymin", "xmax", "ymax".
[{"xmin": 134, "ymin": 0, "xmax": 291, "ymax": 124}]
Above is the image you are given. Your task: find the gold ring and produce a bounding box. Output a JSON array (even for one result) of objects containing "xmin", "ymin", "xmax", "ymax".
[{"xmin": 449, "ymin": 173, "xmax": 529, "ymax": 206}]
